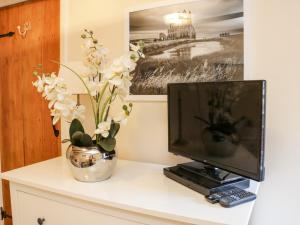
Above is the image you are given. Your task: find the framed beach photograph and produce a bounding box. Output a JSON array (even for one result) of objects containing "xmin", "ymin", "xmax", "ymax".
[{"xmin": 125, "ymin": 0, "xmax": 244, "ymax": 101}]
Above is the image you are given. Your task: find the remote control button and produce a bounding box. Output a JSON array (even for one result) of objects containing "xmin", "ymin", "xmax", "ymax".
[{"xmin": 206, "ymin": 188, "xmax": 257, "ymax": 207}]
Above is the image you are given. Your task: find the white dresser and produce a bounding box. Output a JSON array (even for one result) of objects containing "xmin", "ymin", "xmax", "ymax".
[{"xmin": 1, "ymin": 157, "xmax": 259, "ymax": 225}]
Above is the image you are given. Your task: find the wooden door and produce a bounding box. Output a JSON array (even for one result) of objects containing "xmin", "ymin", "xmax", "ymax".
[{"xmin": 0, "ymin": 1, "xmax": 61, "ymax": 224}]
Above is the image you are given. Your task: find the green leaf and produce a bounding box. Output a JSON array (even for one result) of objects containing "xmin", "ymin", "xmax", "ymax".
[
  {"xmin": 80, "ymin": 133, "xmax": 93, "ymax": 147},
  {"xmin": 99, "ymin": 137, "xmax": 116, "ymax": 152},
  {"xmin": 69, "ymin": 119, "xmax": 85, "ymax": 140},
  {"xmin": 109, "ymin": 122, "xmax": 120, "ymax": 138},
  {"xmin": 71, "ymin": 131, "xmax": 84, "ymax": 146}
]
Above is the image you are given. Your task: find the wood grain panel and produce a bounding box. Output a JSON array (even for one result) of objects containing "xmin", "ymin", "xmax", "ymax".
[
  {"xmin": 21, "ymin": 0, "xmax": 61, "ymax": 166},
  {"xmin": 0, "ymin": 4, "xmax": 23, "ymax": 225},
  {"xmin": 42, "ymin": 0, "xmax": 61, "ymax": 160},
  {"xmin": 2, "ymin": 180, "xmax": 12, "ymax": 225},
  {"xmin": 21, "ymin": 0, "xmax": 45, "ymax": 166},
  {"xmin": 0, "ymin": 2, "xmax": 24, "ymax": 173},
  {"xmin": 41, "ymin": 0, "xmax": 61, "ymax": 161},
  {"xmin": 0, "ymin": 1, "xmax": 60, "ymax": 224}
]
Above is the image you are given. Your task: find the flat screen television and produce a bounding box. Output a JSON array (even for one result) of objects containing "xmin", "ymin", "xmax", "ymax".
[{"xmin": 167, "ymin": 80, "xmax": 266, "ymax": 182}]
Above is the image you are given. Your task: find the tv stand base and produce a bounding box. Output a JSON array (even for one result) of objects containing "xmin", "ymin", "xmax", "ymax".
[{"xmin": 164, "ymin": 165, "xmax": 250, "ymax": 196}]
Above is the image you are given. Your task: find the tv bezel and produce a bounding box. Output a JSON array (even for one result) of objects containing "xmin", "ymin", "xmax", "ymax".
[{"xmin": 167, "ymin": 80, "xmax": 266, "ymax": 182}]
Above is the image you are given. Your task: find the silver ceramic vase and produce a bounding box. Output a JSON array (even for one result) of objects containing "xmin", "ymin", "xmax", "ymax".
[{"xmin": 66, "ymin": 145, "xmax": 117, "ymax": 182}]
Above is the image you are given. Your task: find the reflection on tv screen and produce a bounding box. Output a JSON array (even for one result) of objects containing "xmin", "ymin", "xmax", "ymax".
[{"xmin": 168, "ymin": 81, "xmax": 264, "ymax": 177}]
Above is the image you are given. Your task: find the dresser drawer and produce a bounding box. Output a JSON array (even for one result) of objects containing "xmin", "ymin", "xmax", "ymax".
[{"xmin": 16, "ymin": 191, "xmax": 144, "ymax": 225}]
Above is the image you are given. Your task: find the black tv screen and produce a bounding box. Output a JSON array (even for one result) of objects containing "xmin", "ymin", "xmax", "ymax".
[{"xmin": 168, "ymin": 81, "xmax": 266, "ymax": 181}]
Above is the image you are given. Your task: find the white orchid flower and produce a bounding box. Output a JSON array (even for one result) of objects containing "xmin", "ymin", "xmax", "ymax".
[
  {"xmin": 114, "ymin": 112, "xmax": 128, "ymax": 125},
  {"xmin": 51, "ymin": 109, "xmax": 61, "ymax": 125},
  {"xmin": 43, "ymin": 87, "xmax": 57, "ymax": 100},
  {"xmin": 121, "ymin": 54, "xmax": 137, "ymax": 72},
  {"xmin": 33, "ymin": 72, "xmax": 83, "ymax": 125},
  {"xmin": 33, "ymin": 31, "xmax": 143, "ymax": 138},
  {"xmin": 116, "ymin": 86, "xmax": 130, "ymax": 101},
  {"xmin": 44, "ymin": 73, "xmax": 60, "ymax": 86},
  {"xmin": 48, "ymin": 100, "xmax": 55, "ymax": 109},
  {"xmin": 108, "ymin": 77, "xmax": 123, "ymax": 86},
  {"xmin": 90, "ymin": 49, "xmax": 106, "ymax": 66},
  {"xmin": 82, "ymin": 39, "xmax": 94, "ymax": 50},
  {"xmin": 94, "ymin": 118, "xmax": 112, "ymax": 138},
  {"xmin": 54, "ymin": 101, "xmax": 71, "ymax": 117},
  {"xmin": 86, "ymin": 80, "xmax": 105, "ymax": 96},
  {"xmin": 107, "ymin": 72, "xmax": 132, "ymax": 101},
  {"xmin": 82, "ymin": 40, "xmax": 108, "ymax": 70},
  {"xmin": 87, "ymin": 80, "xmax": 99, "ymax": 96},
  {"xmin": 102, "ymin": 69, "xmax": 114, "ymax": 81},
  {"xmin": 111, "ymin": 58, "xmax": 125, "ymax": 74},
  {"xmin": 111, "ymin": 54, "xmax": 137, "ymax": 74},
  {"xmin": 32, "ymin": 76, "xmax": 45, "ymax": 92}
]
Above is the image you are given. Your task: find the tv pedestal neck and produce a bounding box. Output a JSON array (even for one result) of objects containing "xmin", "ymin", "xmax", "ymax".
[{"xmin": 163, "ymin": 161, "xmax": 250, "ymax": 196}]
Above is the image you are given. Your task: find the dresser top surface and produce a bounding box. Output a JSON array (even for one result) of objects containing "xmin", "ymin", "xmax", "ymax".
[{"xmin": 1, "ymin": 157, "xmax": 259, "ymax": 225}]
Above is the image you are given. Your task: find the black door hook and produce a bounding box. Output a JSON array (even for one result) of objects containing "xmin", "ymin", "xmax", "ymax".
[{"xmin": 0, "ymin": 32, "xmax": 15, "ymax": 39}]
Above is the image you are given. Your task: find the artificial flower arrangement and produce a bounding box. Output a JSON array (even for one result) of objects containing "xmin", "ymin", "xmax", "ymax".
[{"xmin": 33, "ymin": 30, "xmax": 144, "ymax": 152}]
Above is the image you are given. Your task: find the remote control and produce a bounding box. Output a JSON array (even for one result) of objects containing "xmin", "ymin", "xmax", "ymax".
[
  {"xmin": 205, "ymin": 187, "xmax": 246, "ymax": 204},
  {"xmin": 219, "ymin": 189, "xmax": 256, "ymax": 208}
]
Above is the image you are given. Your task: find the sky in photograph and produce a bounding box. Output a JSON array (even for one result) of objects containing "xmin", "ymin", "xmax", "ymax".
[{"xmin": 130, "ymin": 0, "xmax": 243, "ymax": 40}]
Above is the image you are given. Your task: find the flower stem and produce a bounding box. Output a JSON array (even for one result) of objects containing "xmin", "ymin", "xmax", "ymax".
[
  {"xmin": 100, "ymin": 93, "xmax": 116, "ymax": 122},
  {"xmin": 96, "ymin": 82, "xmax": 109, "ymax": 121},
  {"xmin": 103, "ymin": 86, "xmax": 116, "ymax": 121}
]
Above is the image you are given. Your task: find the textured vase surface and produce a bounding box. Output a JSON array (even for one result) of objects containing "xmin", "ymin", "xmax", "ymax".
[{"xmin": 66, "ymin": 145, "xmax": 117, "ymax": 182}]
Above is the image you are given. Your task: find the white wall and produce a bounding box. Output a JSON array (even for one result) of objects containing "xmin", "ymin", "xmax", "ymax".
[
  {"xmin": 61, "ymin": 0, "xmax": 300, "ymax": 224},
  {"xmin": 247, "ymin": 1, "xmax": 300, "ymax": 224}
]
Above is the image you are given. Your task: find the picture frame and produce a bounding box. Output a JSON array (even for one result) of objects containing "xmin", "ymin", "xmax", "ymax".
[{"xmin": 125, "ymin": 0, "xmax": 244, "ymax": 102}]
